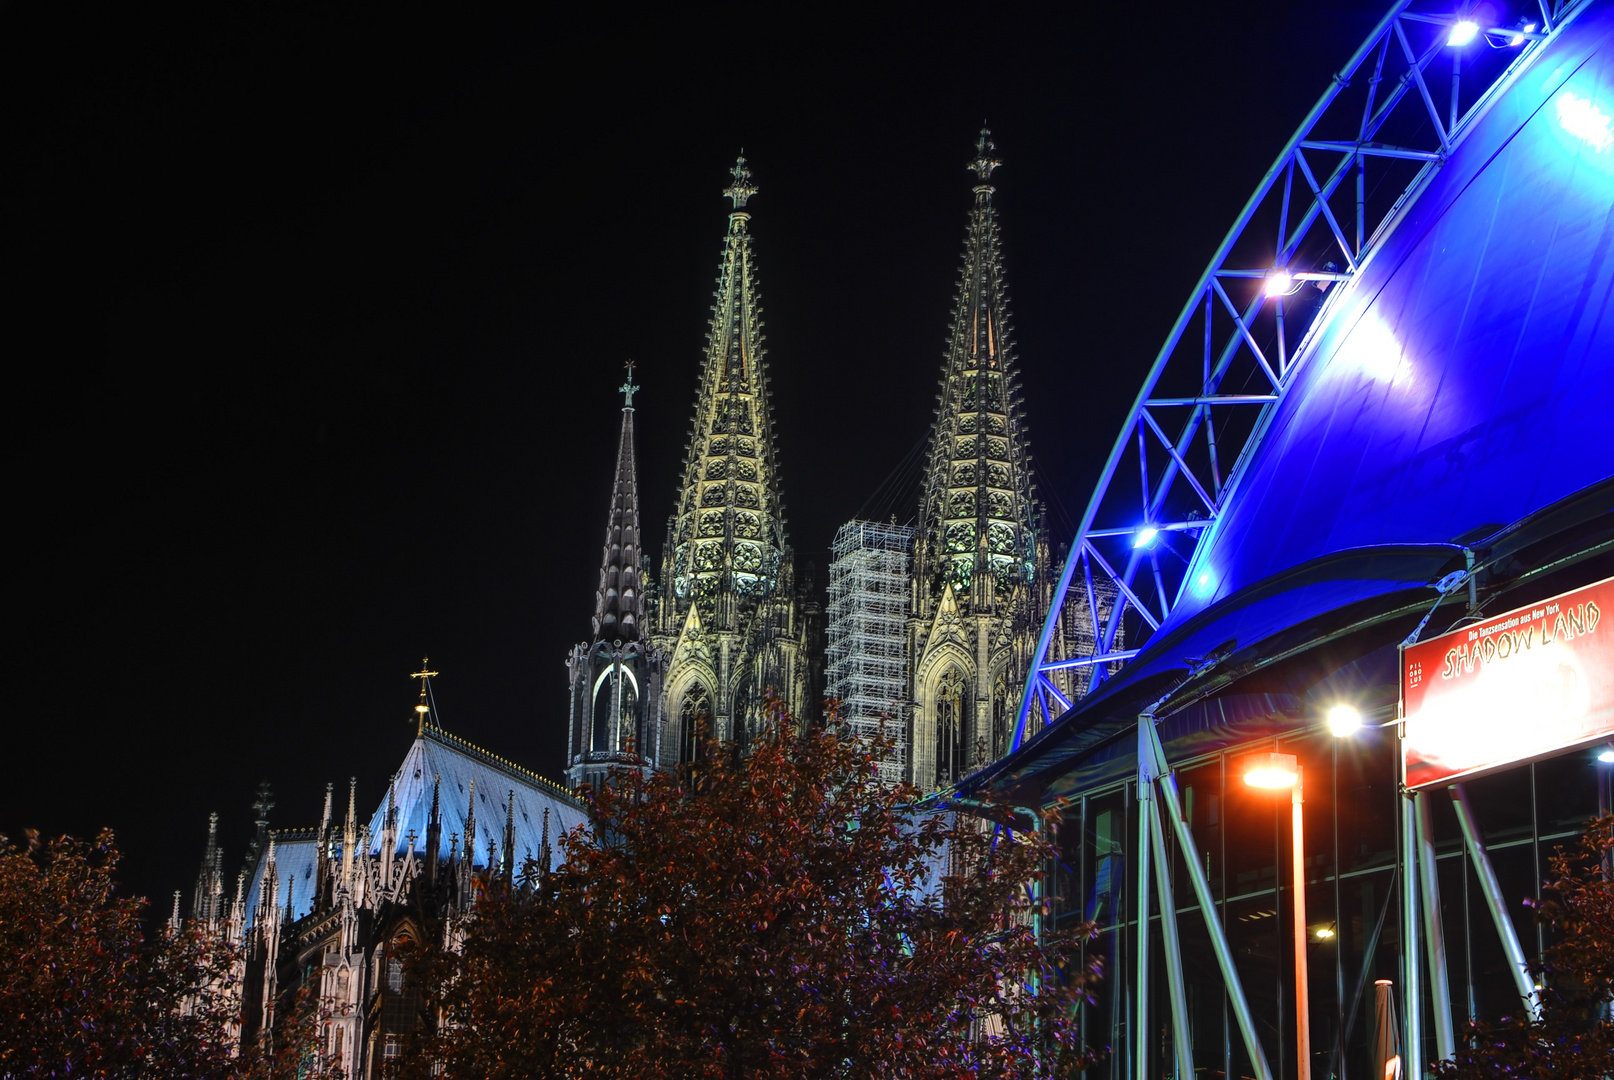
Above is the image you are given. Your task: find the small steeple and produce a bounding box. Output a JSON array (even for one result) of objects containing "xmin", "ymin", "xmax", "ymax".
[
  {"xmin": 425, "ymin": 774, "xmax": 443, "ymax": 890},
  {"xmin": 592, "ymin": 363, "xmax": 646, "ymax": 643},
  {"xmin": 463, "ymin": 778, "xmax": 477, "ymax": 868},
  {"xmin": 968, "ymin": 126, "xmax": 1002, "ymax": 188},
  {"xmin": 501, "ymin": 790, "xmax": 516, "ymax": 885}
]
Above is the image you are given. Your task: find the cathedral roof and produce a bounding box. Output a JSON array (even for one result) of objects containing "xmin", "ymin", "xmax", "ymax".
[
  {"xmin": 593, "ymin": 366, "xmax": 645, "ymax": 643},
  {"xmin": 668, "ymin": 156, "xmax": 791, "ymax": 622},
  {"xmin": 917, "ymin": 130, "xmax": 1040, "ymax": 606},
  {"xmin": 367, "ymin": 726, "xmax": 586, "ymax": 868},
  {"xmin": 243, "ymin": 726, "xmax": 586, "ymax": 928}
]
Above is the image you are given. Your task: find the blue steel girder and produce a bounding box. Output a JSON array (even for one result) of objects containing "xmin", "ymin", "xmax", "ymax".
[{"xmin": 1011, "ymin": 0, "xmax": 1586, "ymax": 753}]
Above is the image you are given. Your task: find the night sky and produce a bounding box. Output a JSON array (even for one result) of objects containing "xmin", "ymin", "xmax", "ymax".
[{"xmin": 7, "ymin": 2, "xmax": 1389, "ymax": 907}]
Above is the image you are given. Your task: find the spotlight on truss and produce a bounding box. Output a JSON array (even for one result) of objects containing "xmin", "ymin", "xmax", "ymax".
[
  {"xmin": 1448, "ymin": 19, "xmax": 1479, "ymax": 45},
  {"xmin": 1133, "ymin": 525, "xmax": 1159, "ymax": 549}
]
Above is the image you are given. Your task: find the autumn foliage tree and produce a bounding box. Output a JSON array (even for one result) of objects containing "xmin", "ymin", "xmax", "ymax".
[
  {"xmin": 1433, "ymin": 814, "xmax": 1614, "ymax": 1078},
  {"xmin": 0, "ymin": 828, "xmax": 242, "ymax": 1079},
  {"xmin": 396, "ymin": 694, "xmax": 1100, "ymax": 1079}
]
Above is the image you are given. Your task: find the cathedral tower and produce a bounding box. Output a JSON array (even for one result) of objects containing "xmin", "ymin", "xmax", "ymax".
[
  {"xmin": 909, "ymin": 131, "xmax": 1050, "ymax": 790},
  {"xmin": 566, "ymin": 365, "xmax": 666, "ymax": 789},
  {"xmin": 652, "ymin": 157, "xmax": 818, "ymax": 759}
]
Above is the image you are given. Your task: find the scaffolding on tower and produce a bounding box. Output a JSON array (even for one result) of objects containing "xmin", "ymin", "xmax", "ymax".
[{"xmin": 827, "ymin": 520, "xmax": 915, "ymax": 785}]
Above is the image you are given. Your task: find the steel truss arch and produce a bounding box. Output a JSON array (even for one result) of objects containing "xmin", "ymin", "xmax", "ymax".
[{"xmin": 1015, "ymin": 0, "xmax": 1590, "ymax": 750}]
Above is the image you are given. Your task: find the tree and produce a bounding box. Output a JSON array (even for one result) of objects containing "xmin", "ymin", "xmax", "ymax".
[
  {"xmin": 1433, "ymin": 814, "xmax": 1614, "ymax": 1078},
  {"xmin": 396, "ymin": 695, "xmax": 1101, "ymax": 1079},
  {"xmin": 0, "ymin": 829, "xmax": 241, "ymax": 1079}
]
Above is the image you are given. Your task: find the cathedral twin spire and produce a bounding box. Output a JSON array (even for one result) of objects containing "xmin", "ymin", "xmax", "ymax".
[
  {"xmin": 666, "ymin": 156, "xmax": 790, "ymax": 626},
  {"xmin": 917, "ymin": 128, "xmax": 1040, "ymax": 610}
]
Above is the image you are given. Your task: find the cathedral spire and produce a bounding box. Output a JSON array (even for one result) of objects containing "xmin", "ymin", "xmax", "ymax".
[
  {"xmin": 668, "ymin": 156, "xmax": 789, "ymax": 625},
  {"xmin": 917, "ymin": 128, "xmax": 1039, "ymax": 610},
  {"xmin": 592, "ymin": 362, "xmax": 645, "ymax": 643}
]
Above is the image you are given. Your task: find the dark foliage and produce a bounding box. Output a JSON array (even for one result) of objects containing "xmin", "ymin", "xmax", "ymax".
[
  {"xmin": 1433, "ymin": 814, "xmax": 1614, "ymax": 1078},
  {"xmin": 394, "ymin": 695, "xmax": 1101, "ymax": 1078}
]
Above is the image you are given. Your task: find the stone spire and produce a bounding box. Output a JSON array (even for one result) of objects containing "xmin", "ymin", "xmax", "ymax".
[
  {"xmin": 666, "ymin": 155, "xmax": 790, "ymax": 628},
  {"xmin": 916, "ymin": 128, "xmax": 1040, "ymax": 611},
  {"xmin": 593, "ymin": 362, "xmax": 645, "ymax": 643}
]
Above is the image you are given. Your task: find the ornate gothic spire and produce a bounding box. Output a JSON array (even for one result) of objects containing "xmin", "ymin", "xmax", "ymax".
[
  {"xmin": 593, "ymin": 362, "xmax": 645, "ymax": 642},
  {"xmin": 918, "ymin": 129, "xmax": 1039, "ymax": 608},
  {"xmin": 668, "ymin": 156, "xmax": 789, "ymax": 624}
]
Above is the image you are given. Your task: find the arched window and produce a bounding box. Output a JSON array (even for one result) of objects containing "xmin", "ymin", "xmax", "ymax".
[
  {"xmin": 936, "ymin": 667, "xmax": 968, "ymax": 787},
  {"xmin": 679, "ymin": 686, "xmax": 711, "ymax": 765},
  {"xmin": 992, "ymin": 669, "xmax": 1013, "ymax": 759},
  {"xmin": 591, "ymin": 664, "xmax": 639, "ymax": 754}
]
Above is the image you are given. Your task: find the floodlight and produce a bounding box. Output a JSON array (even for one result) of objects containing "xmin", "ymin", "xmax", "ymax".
[
  {"xmin": 1509, "ymin": 21, "xmax": 1537, "ymax": 45},
  {"xmin": 1328, "ymin": 704, "xmax": 1363, "ymax": 737},
  {"xmin": 1264, "ymin": 270, "xmax": 1295, "ymax": 297},
  {"xmin": 1448, "ymin": 20, "xmax": 1479, "ymax": 45},
  {"xmin": 416, "ymin": 704, "xmax": 431, "ymax": 714},
  {"xmin": 1242, "ymin": 752, "xmax": 1300, "ymax": 789},
  {"xmin": 1598, "ymin": 745, "xmax": 1614, "ymax": 764},
  {"xmin": 1133, "ymin": 525, "xmax": 1159, "ymax": 549},
  {"xmin": 1315, "ymin": 926, "xmax": 1336, "ymax": 940}
]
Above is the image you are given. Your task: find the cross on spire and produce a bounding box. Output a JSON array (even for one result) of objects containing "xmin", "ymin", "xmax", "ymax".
[
  {"xmin": 410, "ymin": 658, "xmax": 438, "ymax": 734},
  {"xmin": 620, "ymin": 360, "xmax": 639, "ymax": 408},
  {"xmin": 968, "ymin": 127, "xmax": 1001, "ymax": 183},
  {"xmin": 723, "ymin": 155, "xmax": 757, "ymax": 209}
]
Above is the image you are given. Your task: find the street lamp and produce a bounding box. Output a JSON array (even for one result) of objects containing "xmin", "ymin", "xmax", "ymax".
[{"xmin": 1243, "ymin": 751, "xmax": 1311, "ymax": 1080}]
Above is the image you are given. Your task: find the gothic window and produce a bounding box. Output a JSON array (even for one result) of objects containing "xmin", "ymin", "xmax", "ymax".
[
  {"xmin": 706, "ymin": 460, "xmax": 728, "ymax": 480},
  {"xmin": 708, "ymin": 436, "xmax": 729, "ymax": 456},
  {"xmin": 592, "ymin": 665, "xmax": 639, "ymax": 754},
  {"xmin": 734, "ymin": 485, "xmax": 760, "ymax": 509},
  {"xmin": 693, "ymin": 543, "xmax": 722, "ymax": 571},
  {"xmin": 936, "ymin": 667, "xmax": 969, "ymax": 787},
  {"xmin": 992, "ymin": 669, "xmax": 1013, "ymax": 759},
  {"xmin": 732, "ymin": 543, "xmax": 762, "ymax": 573},
  {"xmin": 735, "ymin": 459, "xmax": 758, "ymax": 481},
  {"xmin": 952, "ymin": 463, "xmax": 976, "ymax": 487},
  {"xmin": 387, "ymin": 957, "xmax": 403, "ymax": 993},
  {"xmin": 948, "ymin": 490, "xmax": 976, "ymax": 519},
  {"xmin": 702, "ymin": 486, "xmax": 726, "ymax": 507},
  {"xmin": 987, "ymin": 522, "xmax": 1016, "ymax": 555},
  {"xmin": 733, "ymin": 511, "xmax": 761, "ymax": 538},
  {"xmin": 947, "ymin": 556, "xmax": 973, "ymax": 592},
  {"xmin": 736, "ymin": 437, "xmax": 756, "ymax": 457},
  {"xmin": 986, "ymin": 463, "xmax": 1010, "ymax": 489},
  {"xmin": 987, "ymin": 414, "xmax": 1005, "ymax": 435},
  {"xmin": 955, "ymin": 437, "xmax": 977, "ymax": 459},
  {"xmin": 699, "ymin": 511, "xmax": 725, "ymax": 537},
  {"xmin": 988, "ymin": 491, "xmax": 1014, "ymax": 518},
  {"xmin": 962, "ymin": 376, "xmax": 979, "ymax": 410},
  {"xmin": 957, "ymin": 414, "xmax": 978, "ymax": 435},
  {"xmin": 986, "ymin": 437, "xmax": 1008, "ymax": 460},
  {"xmin": 679, "ymin": 686, "xmax": 712, "ymax": 765},
  {"xmin": 944, "ymin": 522, "xmax": 975, "ymax": 554}
]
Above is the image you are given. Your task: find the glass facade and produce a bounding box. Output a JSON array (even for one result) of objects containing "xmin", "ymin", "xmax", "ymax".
[{"xmin": 1053, "ymin": 727, "xmax": 1609, "ymax": 1080}]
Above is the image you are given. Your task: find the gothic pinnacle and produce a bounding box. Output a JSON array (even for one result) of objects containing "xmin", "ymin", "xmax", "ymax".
[
  {"xmin": 723, "ymin": 154, "xmax": 757, "ymax": 210},
  {"xmin": 968, "ymin": 127, "xmax": 1001, "ymax": 186}
]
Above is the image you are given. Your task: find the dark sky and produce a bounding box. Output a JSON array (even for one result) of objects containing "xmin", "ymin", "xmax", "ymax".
[{"xmin": 6, "ymin": 1, "xmax": 1388, "ymax": 906}]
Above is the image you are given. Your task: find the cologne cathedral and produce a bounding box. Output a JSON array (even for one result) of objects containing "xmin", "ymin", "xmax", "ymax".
[{"xmin": 187, "ymin": 133, "xmax": 1106, "ymax": 1076}]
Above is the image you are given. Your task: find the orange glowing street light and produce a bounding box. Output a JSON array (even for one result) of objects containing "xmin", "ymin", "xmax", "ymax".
[{"xmin": 1242, "ymin": 751, "xmax": 1311, "ymax": 1080}]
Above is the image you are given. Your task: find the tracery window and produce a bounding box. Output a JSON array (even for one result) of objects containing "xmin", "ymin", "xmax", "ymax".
[
  {"xmin": 679, "ymin": 687, "xmax": 712, "ymax": 765},
  {"xmin": 936, "ymin": 667, "xmax": 969, "ymax": 787}
]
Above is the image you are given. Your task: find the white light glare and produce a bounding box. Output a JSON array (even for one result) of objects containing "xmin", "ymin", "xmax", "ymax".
[
  {"xmin": 1447, "ymin": 20, "xmax": 1479, "ymax": 46},
  {"xmin": 1509, "ymin": 21, "xmax": 1537, "ymax": 45},
  {"xmin": 1598, "ymin": 746, "xmax": 1614, "ymax": 764},
  {"xmin": 1557, "ymin": 92, "xmax": 1614, "ymax": 153},
  {"xmin": 1328, "ymin": 704, "xmax": 1363, "ymax": 737},
  {"xmin": 1315, "ymin": 926, "xmax": 1337, "ymax": 940},
  {"xmin": 1133, "ymin": 525, "xmax": 1159, "ymax": 549},
  {"xmin": 1264, "ymin": 270, "xmax": 1294, "ymax": 297}
]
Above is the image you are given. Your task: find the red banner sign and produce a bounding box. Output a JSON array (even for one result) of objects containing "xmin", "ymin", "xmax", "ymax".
[{"xmin": 1402, "ymin": 577, "xmax": 1614, "ymax": 789}]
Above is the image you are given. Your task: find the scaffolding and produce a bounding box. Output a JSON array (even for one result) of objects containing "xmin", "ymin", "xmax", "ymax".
[{"xmin": 827, "ymin": 519, "xmax": 914, "ymax": 785}]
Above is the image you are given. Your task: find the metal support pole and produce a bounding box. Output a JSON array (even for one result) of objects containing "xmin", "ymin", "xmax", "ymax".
[
  {"xmin": 1137, "ymin": 723, "xmax": 1155, "ymax": 1080},
  {"xmin": 1449, "ymin": 784, "xmax": 1540, "ymax": 1016},
  {"xmin": 1401, "ymin": 786, "xmax": 1423, "ymax": 1080},
  {"xmin": 1415, "ymin": 795, "xmax": 1455, "ymax": 1060},
  {"xmin": 1150, "ymin": 804, "xmax": 1194, "ymax": 1080},
  {"xmin": 1143, "ymin": 716, "xmax": 1275, "ymax": 1080},
  {"xmin": 1292, "ymin": 769, "xmax": 1312, "ymax": 1080}
]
